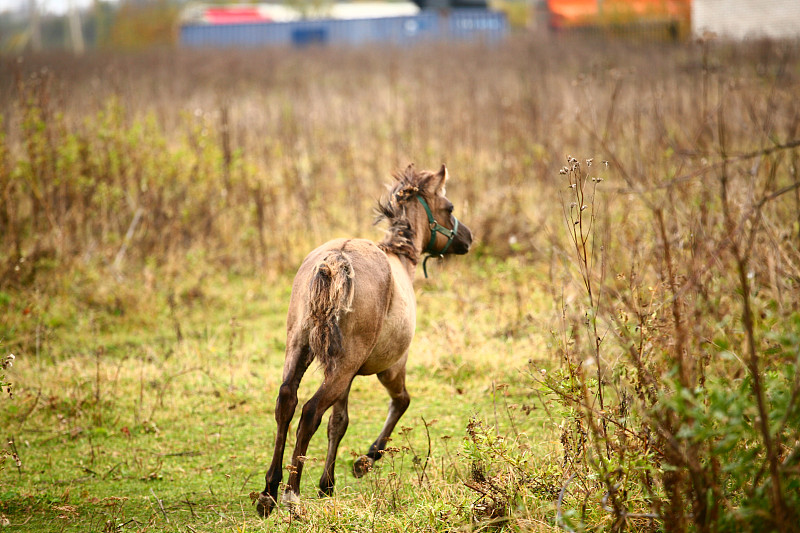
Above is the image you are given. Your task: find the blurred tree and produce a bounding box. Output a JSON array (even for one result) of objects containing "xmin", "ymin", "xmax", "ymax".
[
  {"xmin": 40, "ymin": 14, "xmax": 68, "ymax": 47},
  {"xmin": 83, "ymin": 1, "xmax": 115, "ymax": 48},
  {"xmin": 29, "ymin": 0, "xmax": 42, "ymax": 50},
  {"xmin": 67, "ymin": 0, "xmax": 85, "ymax": 53},
  {"xmin": 105, "ymin": 0, "xmax": 179, "ymax": 49}
]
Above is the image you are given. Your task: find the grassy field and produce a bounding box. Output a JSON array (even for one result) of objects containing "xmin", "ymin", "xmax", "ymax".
[
  {"xmin": 2, "ymin": 35, "xmax": 800, "ymax": 531},
  {"xmin": 1, "ymin": 262, "xmax": 558, "ymax": 532}
]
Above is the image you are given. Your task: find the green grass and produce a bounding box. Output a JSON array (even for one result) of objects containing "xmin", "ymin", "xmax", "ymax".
[{"xmin": 1, "ymin": 259, "xmax": 561, "ymax": 532}]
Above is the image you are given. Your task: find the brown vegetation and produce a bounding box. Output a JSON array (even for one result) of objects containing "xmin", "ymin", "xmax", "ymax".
[{"xmin": 1, "ymin": 35, "xmax": 799, "ymax": 530}]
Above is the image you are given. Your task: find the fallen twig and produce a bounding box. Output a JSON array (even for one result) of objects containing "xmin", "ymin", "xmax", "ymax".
[
  {"xmin": 556, "ymin": 473, "xmax": 576, "ymax": 533},
  {"xmin": 149, "ymin": 488, "xmax": 169, "ymax": 524}
]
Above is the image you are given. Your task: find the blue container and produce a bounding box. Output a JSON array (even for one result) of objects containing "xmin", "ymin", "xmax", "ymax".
[{"xmin": 180, "ymin": 10, "xmax": 508, "ymax": 48}]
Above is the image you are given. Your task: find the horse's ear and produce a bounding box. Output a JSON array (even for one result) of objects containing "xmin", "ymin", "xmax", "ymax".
[
  {"xmin": 391, "ymin": 164, "xmax": 420, "ymax": 204},
  {"xmin": 429, "ymin": 164, "xmax": 448, "ymax": 193}
]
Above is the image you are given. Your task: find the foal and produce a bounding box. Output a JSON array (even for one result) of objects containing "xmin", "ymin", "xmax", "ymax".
[{"xmin": 256, "ymin": 164, "xmax": 473, "ymax": 517}]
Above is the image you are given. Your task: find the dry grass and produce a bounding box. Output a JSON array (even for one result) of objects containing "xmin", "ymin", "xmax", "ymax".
[{"xmin": 1, "ymin": 34, "xmax": 800, "ymax": 531}]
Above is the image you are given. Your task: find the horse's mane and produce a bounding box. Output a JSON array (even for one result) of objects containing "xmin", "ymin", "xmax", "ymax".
[{"xmin": 375, "ymin": 165, "xmax": 438, "ymax": 264}]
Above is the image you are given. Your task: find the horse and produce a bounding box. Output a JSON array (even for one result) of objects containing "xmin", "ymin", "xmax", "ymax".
[{"xmin": 255, "ymin": 164, "xmax": 473, "ymax": 517}]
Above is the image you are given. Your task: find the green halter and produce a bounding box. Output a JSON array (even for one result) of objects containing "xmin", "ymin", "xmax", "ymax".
[{"xmin": 416, "ymin": 196, "xmax": 459, "ymax": 278}]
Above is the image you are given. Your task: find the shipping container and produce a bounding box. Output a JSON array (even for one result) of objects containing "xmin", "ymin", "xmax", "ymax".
[{"xmin": 179, "ymin": 10, "xmax": 508, "ymax": 48}]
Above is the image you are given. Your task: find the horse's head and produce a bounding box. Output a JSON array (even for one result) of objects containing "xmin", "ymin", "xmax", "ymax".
[
  {"xmin": 379, "ymin": 164, "xmax": 473, "ymax": 269},
  {"xmin": 410, "ymin": 164, "xmax": 473, "ymax": 256}
]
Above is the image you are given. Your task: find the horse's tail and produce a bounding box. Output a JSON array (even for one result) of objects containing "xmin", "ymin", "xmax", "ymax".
[{"xmin": 304, "ymin": 251, "xmax": 355, "ymax": 371}]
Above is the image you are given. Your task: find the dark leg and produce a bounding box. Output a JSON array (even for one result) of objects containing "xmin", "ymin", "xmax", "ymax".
[
  {"xmin": 353, "ymin": 357, "xmax": 410, "ymax": 478},
  {"xmin": 319, "ymin": 381, "xmax": 352, "ymax": 496},
  {"xmin": 283, "ymin": 372, "xmax": 355, "ymax": 505},
  {"xmin": 257, "ymin": 342, "xmax": 312, "ymax": 518}
]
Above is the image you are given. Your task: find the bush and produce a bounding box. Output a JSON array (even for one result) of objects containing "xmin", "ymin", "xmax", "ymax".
[{"xmin": 537, "ymin": 141, "xmax": 800, "ymax": 530}]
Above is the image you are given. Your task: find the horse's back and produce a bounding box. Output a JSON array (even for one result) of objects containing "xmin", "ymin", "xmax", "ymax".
[{"xmin": 296, "ymin": 237, "xmax": 391, "ymax": 284}]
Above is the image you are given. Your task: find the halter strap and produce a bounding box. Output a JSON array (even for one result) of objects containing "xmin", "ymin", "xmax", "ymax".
[{"xmin": 417, "ymin": 196, "xmax": 459, "ymax": 278}]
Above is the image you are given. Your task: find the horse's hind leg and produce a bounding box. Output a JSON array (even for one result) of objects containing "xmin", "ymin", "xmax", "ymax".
[
  {"xmin": 257, "ymin": 340, "xmax": 312, "ymax": 518},
  {"xmin": 284, "ymin": 371, "xmax": 355, "ymax": 505},
  {"xmin": 318, "ymin": 381, "xmax": 352, "ymax": 497},
  {"xmin": 353, "ymin": 356, "xmax": 410, "ymax": 478}
]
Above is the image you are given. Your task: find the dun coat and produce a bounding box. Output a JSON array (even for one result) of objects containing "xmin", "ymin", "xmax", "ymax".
[{"xmin": 256, "ymin": 164, "xmax": 473, "ymax": 517}]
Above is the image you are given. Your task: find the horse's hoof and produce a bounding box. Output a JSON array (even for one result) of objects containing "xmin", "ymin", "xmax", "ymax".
[
  {"xmin": 255, "ymin": 492, "xmax": 276, "ymax": 518},
  {"xmin": 282, "ymin": 491, "xmax": 304, "ymax": 519},
  {"xmin": 353, "ymin": 455, "xmax": 374, "ymax": 478},
  {"xmin": 318, "ymin": 484, "xmax": 335, "ymax": 497},
  {"xmin": 282, "ymin": 490, "xmax": 300, "ymax": 506}
]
